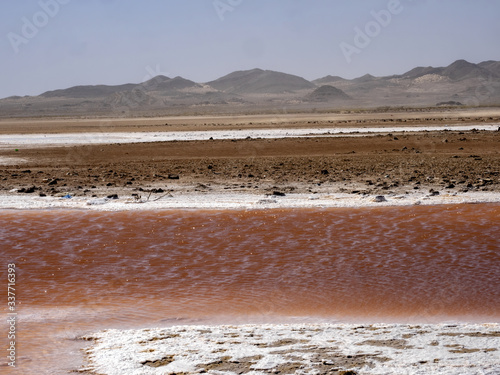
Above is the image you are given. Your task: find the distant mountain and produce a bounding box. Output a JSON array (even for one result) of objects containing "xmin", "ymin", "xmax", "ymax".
[
  {"xmin": 40, "ymin": 83, "xmax": 137, "ymax": 99},
  {"xmin": 104, "ymin": 89, "xmax": 158, "ymax": 108},
  {"xmin": 401, "ymin": 59, "xmax": 498, "ymax": 81},
  {"xmin": 306, "ymin": 85, "xmax": 352, "ymax": 101},
  {"xmin": 141, "ymin": 76, "xmax": 201, "ymax": 92},
  {"xmin": 40, "ymin": 75, "xmax": 201, "ymax": 99},
  {"xmin": 313, "ymin": 75, "xmax": 347, "ymax": 85},
  {"xmin": 2, "ymin": 59, "xmax": 499, "ymax": 117},
  {"xmin": 352, "ymin": 74, "xmax": 377, "ymax": 83},
  {"xmin": 478, "ymin": 60, "xmax": 500, "ymax": 77},
  {"xmin": 31, "ymin": 60, "xmax": 500, "ymax": 100},
  {"xmin": 401, "ymin": 66, "xmax": 442, "ymax": 79},
  {"xmin": 441, "ymin": 59, "xmax": 495, "ymax": 81},
  {"xmin": 206, "ymin": 68, "xmax": 315, "ymax": 94}
]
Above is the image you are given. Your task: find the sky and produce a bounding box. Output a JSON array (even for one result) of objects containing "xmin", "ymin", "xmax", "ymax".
[{"xmin": 1, "ymin": 0, "xmax": 500, "ymax": 98}]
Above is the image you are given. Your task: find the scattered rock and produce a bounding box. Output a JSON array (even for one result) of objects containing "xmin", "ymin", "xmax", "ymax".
[
  {"xmin": 86, "ymin": 198, "xmax": 109, "ymax": 205},
  {"xmin": 168, "ymin": 174, "xmax": 180, "ymax": 180},
  {"xmin": 48, "ymin": 178, "xmax": 58, "ymax": 185},
  {"xmin": 272, "ymin": 191, "xmax": 286, "ymax": 197},
  {"xmin": 107, "ymin": 194, "xmax": 119, "ymax": 199},
  {"xmin": 373, "ymin": 195, "xmax": 386, "ymax": 202},
  {"xmin": 257, "ymin": 199, "xmax": 277, "ymax": 205},
  {"xmin": 19, "ymin": 186, "xmax": 36, "ymax": 193}
]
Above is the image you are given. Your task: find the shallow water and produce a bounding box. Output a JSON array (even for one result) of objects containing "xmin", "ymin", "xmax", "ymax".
[{"xmin": 1, "ymin": 204, "xmax": 499, "ymax": 373}]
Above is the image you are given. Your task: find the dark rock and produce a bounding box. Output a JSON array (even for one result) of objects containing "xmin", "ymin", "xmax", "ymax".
[
  {"xmin": 107, "ymin": 194, "xmax": 119, "ymax": 199},
  {"xmin": 48, "ymin": 178, "xmax": 58, "ymax": 185},
  {"xmin": 20, "ymin": 186, "xmax": 36, "ymax": 194},
  {"xmin": 272, "ymin": 191, "xmax": 286, "ymax": 197},
  {"xmin": 321, "ymin": 169, "xmax": 329, "ymax": 175},
  {"xmin": 168, "ymin": 174, "xmax": 179, "ymax": 180},
  {"xmin": 374, "ymin": 195, "xmax": 386, "ymax": 202}
]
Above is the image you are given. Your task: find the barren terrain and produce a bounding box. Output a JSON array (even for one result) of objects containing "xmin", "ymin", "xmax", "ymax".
[{"xmin": 0, "ymin": 110, "xmax": 499, "ymax": 201}]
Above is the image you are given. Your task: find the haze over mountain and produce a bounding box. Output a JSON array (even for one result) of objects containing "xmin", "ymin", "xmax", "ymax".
[{"xmin": 1, "ymin": 59, "xmax": 499, "ymax": 118}]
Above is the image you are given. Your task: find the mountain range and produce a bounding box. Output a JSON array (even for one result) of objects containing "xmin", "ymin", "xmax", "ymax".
[{"xmin": 2, "ymin": 59, "xmax": 500, "ymax": 117}]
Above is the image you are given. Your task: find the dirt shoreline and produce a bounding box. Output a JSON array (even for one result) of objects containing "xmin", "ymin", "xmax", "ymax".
[{"xmin": 1, "ymin": 128, "xmax": 499, "ymax": 204}]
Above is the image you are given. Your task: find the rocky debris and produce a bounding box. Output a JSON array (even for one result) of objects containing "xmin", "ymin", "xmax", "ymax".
[
  {"xmin": 18, "ymin": 186, "xmax": 37, "ymax": 193},
  {"xmin": 374, "ymin": 195, "xmax": 387, "ymax": 202},
  {"xmin": 436, "ymin": 101, "xmax": 463, "ymax": 106},
  {"xmin": 86, "ymin": 198, "xmax": 110, "ymax": 205}
]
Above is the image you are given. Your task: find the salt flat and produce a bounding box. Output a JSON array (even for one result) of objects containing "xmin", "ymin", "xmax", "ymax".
[
  {"xmin": 82, "ymin": 323, "xmax": 500, "ymax": 375},
  {"xmin": 0, "ymin": 124, "xmax": 497, "ymax": 148}
]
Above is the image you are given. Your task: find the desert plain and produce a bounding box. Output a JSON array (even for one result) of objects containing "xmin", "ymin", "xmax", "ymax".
[{"xmin": 0, "ymin": 108, "xmax": 499, "ymax": 208}]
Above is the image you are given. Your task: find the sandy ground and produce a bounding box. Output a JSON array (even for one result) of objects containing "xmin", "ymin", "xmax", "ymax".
[{"xmin": 81, "ymin": 323, "xmax": 500, "ymax": 375}]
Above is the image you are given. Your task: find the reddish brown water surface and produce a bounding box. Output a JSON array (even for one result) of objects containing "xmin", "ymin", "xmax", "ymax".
[{"xmin": 1, "ymin": 204, "xmax": 499, "ymax": 373}]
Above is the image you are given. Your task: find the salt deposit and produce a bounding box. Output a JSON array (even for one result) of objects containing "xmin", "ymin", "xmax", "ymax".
[
  {"xmin": 82, "ymin": 323, "xmax": 500, "ymax": 375},
  {"xmin": 0, "ymin": 124, "xmax": 497, "ymax": 148},
  {"xmin": 0, "ymin": 190, "xmax": 499, "ymax": 211}
]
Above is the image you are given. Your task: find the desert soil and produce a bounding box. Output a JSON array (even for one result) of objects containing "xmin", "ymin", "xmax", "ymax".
[{"xmin": 0, "ymin": 115, "xmax": 499, "ymax": 200}]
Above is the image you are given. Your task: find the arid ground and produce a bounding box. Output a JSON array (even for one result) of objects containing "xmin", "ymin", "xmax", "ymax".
[{"xmin": 0, "ymin": 109, "xmax": 499, "ymax": 200}]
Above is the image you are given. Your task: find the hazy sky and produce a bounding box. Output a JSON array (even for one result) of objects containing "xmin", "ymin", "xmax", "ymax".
[{"xmin": 1, "ymin": 0, "xmax": 500, "ymax": 98}]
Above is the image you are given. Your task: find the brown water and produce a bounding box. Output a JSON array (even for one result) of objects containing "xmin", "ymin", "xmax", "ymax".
[{"xmin": 1, "ymin": 204, "xmax": 499, "ymax": 373}]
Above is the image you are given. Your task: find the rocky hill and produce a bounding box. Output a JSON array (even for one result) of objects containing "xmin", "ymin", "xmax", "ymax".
[{"xmin": 1, "ymin": 59, "xmax": 499, "ymax": 117}]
